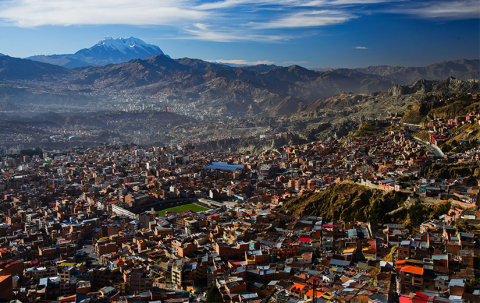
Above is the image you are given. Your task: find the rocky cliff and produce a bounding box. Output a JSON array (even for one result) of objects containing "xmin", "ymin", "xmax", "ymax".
[
  {"xmin": 388, "ymin": 77, "xmax": 479, "ymax": 97},
  {"xmin": 282, "ymin": 182, "xmax": 409, "ymax": 224},
  {"xmin": 357, "ymin": 59, "xmax": 479, "ymax": 84}
]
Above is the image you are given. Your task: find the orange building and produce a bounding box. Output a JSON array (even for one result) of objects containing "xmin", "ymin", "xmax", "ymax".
[
  {"xmin": 0, "ymin": 275, "xmax": 13, "ymax": 301},
  {"xmin": 398, "ymin": 266, "xmax": 424, "ymax": 294}
]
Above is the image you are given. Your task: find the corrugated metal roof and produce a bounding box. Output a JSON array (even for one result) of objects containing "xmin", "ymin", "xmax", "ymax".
[
  {"xmin": 205, "ymin": 162, "xmax": 244, "ymax": 171},
  {"xmin": 329, "ymin": 259, "xmax": 350, "ymax": 267},
  {"xmin": 448, "ymin": 279, "xmax": 465, "ymax": 287}
]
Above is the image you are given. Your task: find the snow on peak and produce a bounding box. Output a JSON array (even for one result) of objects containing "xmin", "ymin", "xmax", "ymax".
[{"xmin": 94, "ymin": 37, "xmax": 160, "ymax": 54}]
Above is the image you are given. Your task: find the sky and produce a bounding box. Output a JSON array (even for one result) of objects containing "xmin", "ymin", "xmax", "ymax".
[{"xmin": 0, "ymin": 0, "xmax": 479, "ymax": 69}]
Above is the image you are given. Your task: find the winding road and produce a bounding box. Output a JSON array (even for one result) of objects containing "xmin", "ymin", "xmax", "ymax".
[{"xmin": 413, "ymin": 137, "xmax": 445, "ymax": 158}]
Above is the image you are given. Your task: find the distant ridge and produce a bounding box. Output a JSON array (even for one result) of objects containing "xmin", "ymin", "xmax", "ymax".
[
  {"xmin": 242, "ymin": 64, "xmax": 278, "ymax": 73},
  {"xmin": 388, "ymin": 76, "xmax": 479, "ymax": 96},
  {"xmin": 302, "ymin": 77, "xmax": 479, "ymax": 114},
  {"xmin": 355, "ymin": 59, "xmax": 479, "ymax": 84},
  {"xmin": 0, "ymin": 56, "xmax": 68, "ymax": 80},
  {"xmin": 1, "ymin": 55, "xmax": 478, "ymax": 118},
  {"xmin": 27, "ymin": 37, "xmax": 166, "ymax": 68},
  {"xmin": 0, "ymin": 54, "xmax": 394, "ymax": 117}
]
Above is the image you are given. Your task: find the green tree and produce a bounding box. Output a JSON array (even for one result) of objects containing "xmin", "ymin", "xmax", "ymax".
[
  {"xmin": 242, "ymin": 231, "xmax": 255, "ymax": 242},
  {"xmin": 468, "ymin": 278, "xmax": 479, "ymax": 287},
  {"xmin": 435, "ymin": 202, "xmax": 451, "ymax": 217},
  {"xmin": 441, "ymin": 144, "xmax": 452, "ymax": 153},
  {"xmin": 369, "ymin": 200, "xmax": 383, "ymax": 224},
  {"xmin": 408, "ymin": 201, "xmax": 429, "ymax": 230},
  {"xmin": 206, "ymin": 284, "xmax": 223, "ymax": 303}
]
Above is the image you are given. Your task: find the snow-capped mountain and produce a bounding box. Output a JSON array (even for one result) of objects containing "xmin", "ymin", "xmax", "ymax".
[
  {"xmin": 74, "ymin": 37, "xmax": 165, "ymax": 65},
  {"xmin": 27, "ymin": 37, "xmax": 166, "ymax": 68},
  {"xmin": 90, "ymin": 37, "xmax": 163, "ymax": 54}
]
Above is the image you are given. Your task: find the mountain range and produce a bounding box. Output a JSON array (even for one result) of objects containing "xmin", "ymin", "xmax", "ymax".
[
  {"xmin": 0, "ymin": 42, "xmax": 478, "ymax": 118},
  {"xmin": 0, "ymin": 54, "xmax": 397, "ymax": 116},
  {"xmin": 15, "ymin": 36, "xmax": 479, "ymax": 85},
  {"xmin": 27, "ymin": 37, "xmax": 166, "ymax": 68},
  {"xmin": 0, "ymin": 55, "xmax": 67, "ymax": 80},
  {"xmin": 356, "ymin": 59, "xmax": 479, "ymax": 84}
]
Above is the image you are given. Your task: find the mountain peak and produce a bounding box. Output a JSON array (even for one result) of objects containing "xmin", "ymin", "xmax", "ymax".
[
  {"xmin": 86, "ymin": 36, "xmax": 163, "ymax": 56},
  {"xmin": 93, "ymin": 36, "xmax": 154, "ymax": 53},
  {"xmin": 27, "ymin": 37, "xmax": 166, "ymax": 68}
]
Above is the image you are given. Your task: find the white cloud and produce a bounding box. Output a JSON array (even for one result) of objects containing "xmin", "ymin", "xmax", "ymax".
[
  {"xmin": 388, "ymin": 0, "xmax": 480, "ymax": 20},
  {"xmin": 355, "ymin": 46, "xmax": 368, "ymax": 49},
  {"xmin": 0, "ymin": 0, "xmax": 207, "ymax": 27},
  {"xmin": 196, "ymin": 0, "xmax": 313, "ymax": 10},
  {"xmin": 182, "ymin": 23, "xmax": 288, "ymax": 42},
  {"xmin": 209, "ymin": 59, "xmax": 275, "ymax": 65},
  {"xmin": 329, "ymin": 0, "xmax": 399, "ymax": 5},
  {"xmin": 193, "ymin": 23, "xmax": 209, "ymax": 31},
  {"xmin": 0, "ymin": 0, "xmax": 476, "ymax": 44},
  {"xmin": 196, "ymin": 0, "xmax": 398, "ymax": 10},
  {"xmin": 196, "ymin": 0, "xmax": 258, "ymax": 10},
  {"xmin": 0, "ymin": 0, "xmax": 402, "ymax": 28},
  {"xmin": 254, "ymin": 10, "xmax": 355, "ymax": 29}
]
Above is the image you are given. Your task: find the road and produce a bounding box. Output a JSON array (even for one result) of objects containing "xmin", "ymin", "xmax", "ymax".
[
  {"xmin": 400, "ymin": 122, "xmax": 421, "ymax": 129},
  {"xmin": 413, "ymin": 137, "xmax": 444, "ymax": 158},
  {"xmin": 78, "ymin": 239, "xmax": 102, "ymax": 266},
  {"xmin": 398, "ymin": 122, "xmax": 444, "ymax": 158}
]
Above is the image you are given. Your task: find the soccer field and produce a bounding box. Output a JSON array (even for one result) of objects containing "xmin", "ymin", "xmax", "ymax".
[{"xmin": 156, "ymin": 203, "xmax": 209, "ymax": 217}]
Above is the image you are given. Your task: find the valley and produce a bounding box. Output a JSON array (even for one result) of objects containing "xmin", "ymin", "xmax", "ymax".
[{"xmin": 1, "ymin": 52, "xmax": 478, "ymax": 152}]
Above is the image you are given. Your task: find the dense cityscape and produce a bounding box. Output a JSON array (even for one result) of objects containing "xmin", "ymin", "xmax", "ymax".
[
  {"xmin": 0, "ymin": 4, "xmax": 479, "ymax": 301},
  {"xmin": 0, "ymin": 107, "xmax": 479, "ymax": 302}
]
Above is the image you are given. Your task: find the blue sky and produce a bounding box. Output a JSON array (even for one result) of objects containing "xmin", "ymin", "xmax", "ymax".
[{"xmin": 0, "ymin": 0, "xmax": 478, "ymax": 68}]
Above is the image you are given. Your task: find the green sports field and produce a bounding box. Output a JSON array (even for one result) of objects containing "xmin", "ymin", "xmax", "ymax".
[{"xmin": 156, "ymin": 203, "xmax": 209, "ymax": 217}]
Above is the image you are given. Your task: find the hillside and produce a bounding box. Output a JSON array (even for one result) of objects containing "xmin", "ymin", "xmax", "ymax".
[
  {"xmin": 0, "ymin": 110, "xmax": 196, "ymax": 149},
  {"xmin": 282, "ymin": 183, "xmax": 409, "ymax": 224},
  {"xmin": 27, "ymin": 55, "xmax": 91, "ymax": 68},
  {"xmin": 70, "ymin": 55, "xmax": 395, "ymax": 117},
  {"xmin": 396, "ymin": 78, "xmax": 480, "ymax": 124},
  {"xmin": 341, "ymin": 120, "xmax": 393, "ymax": 140},
  {"xmin": 194, "ymin": 132, "xmax": 308, "ymax": 154},
  {"xmin": 402, "ymin": 94, "xmax": 480, "ymax": 125},
  {"xmin": 389, "ymin": 77, "xmax": 479, "ymax": 97},
  {"xmin": 192, "ymin": 79, "xmax": 479, "ymax": 150},
  {"xmin": 0, "ymin": 56, "xmax": 69, "ymax": 80},
  {"xmin": 440, "ymin": 123, "xmax": 480, "ymax": 154},
  {"xmin": 1, "ymin": 56, "xmax": 478, "ymax": 119},
  {"xmin": 423, "ymin": 161, "xmax": 480, "ymax": 179},
  {"xmin": 0, "ymin": 85, "xmax": 101, "ymax": 111},
  {"xmin": 357, "ymin": 59, "xmax": 480, "ymax": 84},
  {"xmin": 0, "ymin": 55, "xmax": 394, "ymax": 118}
]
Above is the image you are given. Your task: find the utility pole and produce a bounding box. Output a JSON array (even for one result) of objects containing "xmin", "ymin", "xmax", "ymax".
[{"xmin": 312, "ymin": 277, "xmax": 318, "ymax": 303}]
